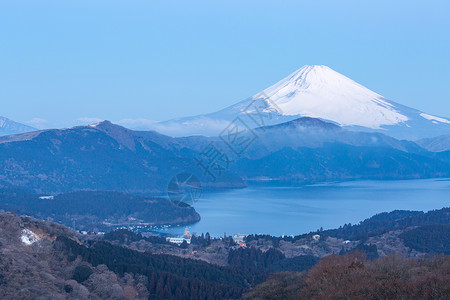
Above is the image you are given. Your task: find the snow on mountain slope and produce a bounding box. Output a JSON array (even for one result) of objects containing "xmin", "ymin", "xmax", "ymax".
[
  {"xmin": 419, "ymin": 113, "xmax": 450, "ymax": 124},
  {"xmin": 20, "ymin": 228, "xmax": 39, "ymax": 245},
  {"xmin": 257, "ymin": 65, "xmax": 408, "ymax": 128},
  {"xmin": 152, "ymin": 65, "xmax": 450, "ymax": 139}
]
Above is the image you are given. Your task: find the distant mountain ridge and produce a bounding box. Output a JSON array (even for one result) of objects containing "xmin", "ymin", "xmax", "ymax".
[
  {"xmin": 0, "ymin": 121, "xmax": 245, "ymax": 194},
  {"xmin": 153, "ymin": 65, "xmax": 450, "ymax": 140},
  {"xmin": 255, "ymin": 117, "xmax": 341, "ymax": 132},
  {"xmin": 417, "ymin": 134, "xmax": 450, "ymax": 152},
  {"xmin": 0, "ymin": 116, "xmax": 36, "ymax": 136},
  {"xmin": 231, "ymin": 117, "xmax": 449, "ymax": 182},
  {"xmin": 0, "ymin": 119, "xmax": 449, "ymax": 194},
  {"xmin": 224, "ymin": 117, "xmax": 426, "ymax": 160}
]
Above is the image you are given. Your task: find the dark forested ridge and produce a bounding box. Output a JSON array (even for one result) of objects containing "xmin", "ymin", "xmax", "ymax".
[
  {"xmin": 0, "ymin": 188, "xmax": 200, "ymax": 230},
  {"xmin": 227, "ymin": 247, "xmax": 318, "ymax": 278},
  {"xmin": 245, "ymin": 207, "xmax": 450, "ymax": 245},
  {"xmin": 324, "ymin": 207, "xmax": 450, "ymax": 240},
  {"xmin": 56, "ymin": 236, "xmax": 248, "ymax": 300},
  {"xmin": 400, "ymin": 224, "xmax": 450, "ymax": 254},
  {"xmin": 103, "ymin": 229, "xmax": 170, "ymax": 245}
]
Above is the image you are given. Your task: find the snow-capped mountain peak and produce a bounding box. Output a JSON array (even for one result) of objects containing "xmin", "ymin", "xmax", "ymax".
[
  {"xmin": 152, "ymin": 65, "xmax": 450, "ymax": 139},
  {"xmin": 257, "ymin": 65, "xmax": 408, "ymax": 129}
]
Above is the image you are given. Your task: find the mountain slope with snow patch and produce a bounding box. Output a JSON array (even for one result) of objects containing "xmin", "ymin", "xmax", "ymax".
[{"xmin": 0, "ymin": 116, "xmax": 37, "ymax": 136}]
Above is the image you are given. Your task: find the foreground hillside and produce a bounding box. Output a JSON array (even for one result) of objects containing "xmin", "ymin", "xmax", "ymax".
[
  {"xmin": 0, "ymin": 213, "xmax": 150, "ymax": 299},
  {"xmin": 0, "ymin": 213, "xmax": 249, "ymax": 299},
  {"xmin": 0, "ymin": 207, "xmax": 448, "ymax": 299}
]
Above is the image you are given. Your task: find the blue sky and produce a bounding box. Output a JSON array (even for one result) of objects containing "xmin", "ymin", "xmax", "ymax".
[{"xmin": 1, "ymin": 0, "xmax": 449, "ymax": 129}]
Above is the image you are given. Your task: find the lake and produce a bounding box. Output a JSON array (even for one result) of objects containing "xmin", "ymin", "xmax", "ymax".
[{"xmin": 156, "ymin": 178, "xmax": 450, "ymax": 237}]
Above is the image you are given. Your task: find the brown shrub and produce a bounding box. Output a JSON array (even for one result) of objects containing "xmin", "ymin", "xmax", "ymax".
[{"xmin": 245, "ymin": 253, "xmax": 450, "ymax": 300}]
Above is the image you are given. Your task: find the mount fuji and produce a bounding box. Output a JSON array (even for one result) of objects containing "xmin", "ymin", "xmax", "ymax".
[{"xmin": 153, "ymin": 65, "xmax": 450, "ymax": 140}]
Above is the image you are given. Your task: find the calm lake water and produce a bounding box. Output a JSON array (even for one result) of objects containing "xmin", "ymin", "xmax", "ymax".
[{"xmin": 157, "ymin": 178, "xmax": 450, "ymax": 237}]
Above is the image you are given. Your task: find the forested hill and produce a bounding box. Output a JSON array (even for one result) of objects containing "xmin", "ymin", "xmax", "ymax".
[
  {"xmin": 324, "ymin": 207, "xmax": 450, "ymax": 240},
  {"xmin": 246, "ymin": 207, "xmax": 450, "ymax": 243},
  {"xmin": 0, "ymin": 188, "xmax": 200, "ymax": 230},
  {"xmin": 0, "ymin": 121, "xmax": 244, "ymax": 194}
]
